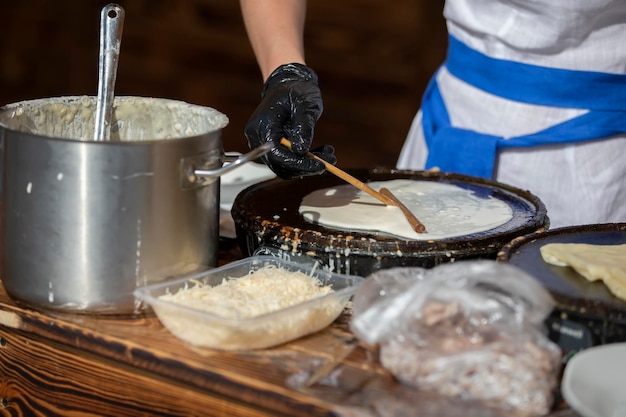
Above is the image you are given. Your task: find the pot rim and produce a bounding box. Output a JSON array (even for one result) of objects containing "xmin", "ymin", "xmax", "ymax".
[{"xmin": 0, "ymin": 95, "xmax": 229, "ymax": 143}]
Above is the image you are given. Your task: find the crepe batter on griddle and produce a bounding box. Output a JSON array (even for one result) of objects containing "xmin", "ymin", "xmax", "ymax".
[{"xmin": 299, "ymin": 179, "xmax": 513, "ymax": 240}]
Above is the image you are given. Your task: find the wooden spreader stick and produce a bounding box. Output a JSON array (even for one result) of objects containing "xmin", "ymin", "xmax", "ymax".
[{"xmin": 279, "ymin": 138, "xmax": 427, "ymax": 233}]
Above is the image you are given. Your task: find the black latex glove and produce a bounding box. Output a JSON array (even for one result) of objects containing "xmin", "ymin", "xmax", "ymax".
[{"xmin": 244, "ymin": 63, "xmax": 337, "ymax": 180}]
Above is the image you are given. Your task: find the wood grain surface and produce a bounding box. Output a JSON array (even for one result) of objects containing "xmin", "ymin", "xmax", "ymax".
[
  {"xmin": 0, "ymin": 278, "xmax": 375, "ymax": 416},
  {"xmin": 0, "ymin": 327, "xmax": 279, "ymax": 417}
]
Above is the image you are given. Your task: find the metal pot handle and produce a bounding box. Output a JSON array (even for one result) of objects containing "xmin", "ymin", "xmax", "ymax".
[
  {"xmin": 181, "ymin": 142, "xmax": 274, "ymax": 189},
  {"xmin": 196, "ymin": 142, "xmax": 274, "ymax": 179}
]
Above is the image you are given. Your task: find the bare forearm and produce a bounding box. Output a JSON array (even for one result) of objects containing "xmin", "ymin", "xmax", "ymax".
[{"xmin": 240, "ymin": 0, "xmax": 307, "ymax": 80}]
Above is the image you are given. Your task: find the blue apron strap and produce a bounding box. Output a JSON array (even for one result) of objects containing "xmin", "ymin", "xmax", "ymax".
[
  {"xmin": 422, "ymin": 36, "xmax": 626, "ymax": 178},
  {"xmin": 446, "ymin": 35, "xmax": 626, "ymax": 111},
  {"xmin": 422, "ymin": 75, "xmax": 499, "ymax": 178}
]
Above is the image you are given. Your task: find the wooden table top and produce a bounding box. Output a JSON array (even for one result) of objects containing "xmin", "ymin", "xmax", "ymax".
[{"xmin": 0, "ymin": 245, "xmax": 578, "ymax": 417}]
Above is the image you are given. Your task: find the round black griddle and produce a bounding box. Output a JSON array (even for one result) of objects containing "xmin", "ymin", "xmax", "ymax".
[
  {"xmin": 232, "ymin": 169, "xmax": 548, "ymax": 276},
  {"xmin": 498, "ymin": 223, "xmax": 626, "ymax": 355}
]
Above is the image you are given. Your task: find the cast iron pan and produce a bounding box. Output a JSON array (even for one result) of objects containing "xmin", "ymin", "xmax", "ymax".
[
  {"xmin": 498, "ymin": 223, "xmax": 626, "ymax": 353},
  {"xmin": 232, "ymin": 169, "xmax": 548, "ymax": 276},
  {"xmin": 498, "ymin": 223, "xmax": 626, "ymax": 318}
]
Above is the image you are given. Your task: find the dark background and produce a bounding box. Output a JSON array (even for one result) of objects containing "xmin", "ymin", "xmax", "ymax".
[{"xmin": 0, "ymin": 0, "xmax": 447, "ymax": 169}]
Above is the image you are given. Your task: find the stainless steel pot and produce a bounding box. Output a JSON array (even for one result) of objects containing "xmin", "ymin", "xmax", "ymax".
[{"xmin": 0, "ymin": 96, "xmax": 267, "ymax": 314}]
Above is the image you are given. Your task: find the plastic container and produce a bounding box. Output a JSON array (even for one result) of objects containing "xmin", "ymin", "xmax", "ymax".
[{"xmin": 133, "ymin": 256, "xmax": 363, "ymax": 350}]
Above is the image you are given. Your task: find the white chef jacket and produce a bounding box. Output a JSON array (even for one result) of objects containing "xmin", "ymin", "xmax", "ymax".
[{"xmin": 397, "ymin": 0, "xmax": 626, "ymax": 228}]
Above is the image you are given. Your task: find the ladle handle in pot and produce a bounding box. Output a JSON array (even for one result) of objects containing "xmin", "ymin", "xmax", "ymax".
[
  {"xmin": 94, "ymin": 3, "xmax": 125, "ymax": 141},
  {"xmin": 181, "ymin": 142, "xmax": 274, "ymax": 189}
]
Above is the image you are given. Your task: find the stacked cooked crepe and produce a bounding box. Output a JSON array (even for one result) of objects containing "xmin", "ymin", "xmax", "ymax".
[{"xmin": 540, "ymin": 243, "xmax": 626, "ymax": 301}]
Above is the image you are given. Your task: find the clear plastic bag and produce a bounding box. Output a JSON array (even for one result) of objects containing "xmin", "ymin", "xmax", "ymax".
[{"xmin": 350, "ymin": 260, "xmax": 562, "ymax": 416}]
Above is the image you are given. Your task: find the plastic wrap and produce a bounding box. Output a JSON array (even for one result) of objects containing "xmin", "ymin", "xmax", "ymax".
[{"xmin": 350, "ymin": 260, "xmax": 562, "ymax": 416}]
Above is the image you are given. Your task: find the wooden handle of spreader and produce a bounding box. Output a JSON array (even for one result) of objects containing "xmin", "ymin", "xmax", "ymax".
[
  {"xmin": 279, "ymin": 138, "xmax": 426, "ymax": 233},
  {"xmin": 279, "ymin": 138, "xmax": 396, "ymax": 206}
]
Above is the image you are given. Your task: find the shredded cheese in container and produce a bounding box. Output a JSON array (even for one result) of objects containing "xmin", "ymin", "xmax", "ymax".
[
  {"xmin": 149, "ymin": 263, "xmax": 353, "ymax": 350},
  {"xmin": 159, "ymin": 265, "xmax": 334, "ymax": 319}
]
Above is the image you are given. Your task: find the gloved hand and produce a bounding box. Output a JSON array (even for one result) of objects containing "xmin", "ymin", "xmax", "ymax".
[{"xmin": 244, "ymin": 63, "xmax": 337, "ymax": 179}]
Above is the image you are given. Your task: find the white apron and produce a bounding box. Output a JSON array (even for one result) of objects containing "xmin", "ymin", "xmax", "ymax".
[{"xmin": 397, "ymin": 0, "xmax": 626, "ymax": 228}]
